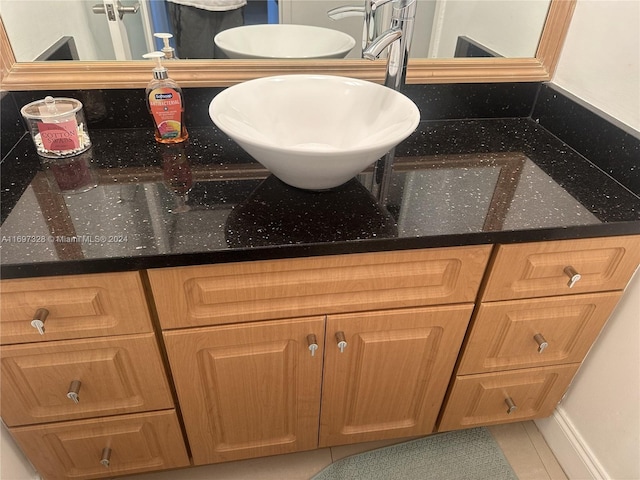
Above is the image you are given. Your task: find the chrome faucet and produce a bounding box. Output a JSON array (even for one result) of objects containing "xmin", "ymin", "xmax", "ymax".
[
  {"xmin": 327, "ymin": 0, "xmax": 385, "ymax": 54},
  {"xmin": 363, "ymin": 0, "xmax": 416, "ymax": 91},
  {"xmin": 362, "ymin": 0, "xmax": 417, "ymax": 202}
]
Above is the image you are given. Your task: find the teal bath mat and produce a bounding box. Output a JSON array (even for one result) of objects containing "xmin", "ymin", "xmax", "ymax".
[{"xmin": 312, "ymin": 427, "xmax": 518, "ymax": 480}]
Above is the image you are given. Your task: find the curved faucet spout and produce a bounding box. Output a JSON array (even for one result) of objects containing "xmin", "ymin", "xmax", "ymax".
[
  {"xmin": 327, "ymin": 5, "xmax": 364, "ymax": 20},
  {"xmin": 363, "ymin": 0, "xmax": 416, "ymax": 90},
  {"xmin": 362, "ymin": 0, "xmax": 417, "ymax": 204},
  {"xmin": 328, "ymin": 0, "xmax": 390, "ymax": 53},
  {"xmin": 362, "ymin": 28, "xmax": 402, "ymax": 60}
]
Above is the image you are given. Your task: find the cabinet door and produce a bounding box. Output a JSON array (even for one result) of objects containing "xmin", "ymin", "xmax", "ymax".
[
  {"xmin": 163, "ymin": 317, "xmax": 325, "ymax": 465},
  {"xmin": 319, "ymin": 305, "xmax": 473, "ymax": 447},
  {"xmin": 10, "ymin": 410, "xmax": 189, "ymax": 480},
  {"xmin": 438, "ymin": 364, "xmax": 579, "ymax": 432},
  {"xmin": 458, "ymin": 291, "xmax": 623, "ymax": 374},
  {"xmin": 1, "ymin": 333, "xmax": 174, "ymax": 427}
]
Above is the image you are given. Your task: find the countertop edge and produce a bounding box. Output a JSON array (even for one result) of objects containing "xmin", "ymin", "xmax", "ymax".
[{"xmin": 3, "ymin": 222, "xmax": 640, "ymax": 279}]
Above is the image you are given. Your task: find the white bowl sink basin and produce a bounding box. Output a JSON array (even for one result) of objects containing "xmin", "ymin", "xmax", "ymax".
[
  {"xmin": 209, "ymin": 75, "xmax": 420, "ymax": 190},
  {"xmin": 214, "ymin": 24, "xmax": 356, "ymax": 59}
]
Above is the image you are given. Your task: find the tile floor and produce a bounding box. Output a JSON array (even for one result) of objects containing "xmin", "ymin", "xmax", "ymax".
[{"xmin": 122, "ymin": 421, "xmax": 567, "ymax": 480}]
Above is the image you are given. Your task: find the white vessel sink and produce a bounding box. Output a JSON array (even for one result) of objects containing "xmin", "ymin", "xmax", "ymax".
[
  {"xmin": 214, "ymin": 24, "xmax": 356, "ymax": 59},
  {"xmin": 209, "ymin": 74, "xmax": 420, "ymax": 190}
]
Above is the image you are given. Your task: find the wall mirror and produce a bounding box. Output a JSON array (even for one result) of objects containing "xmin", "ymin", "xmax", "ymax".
[{"xmin": 0, "ymin": 0, "xmax": 575, "ymax": 90}]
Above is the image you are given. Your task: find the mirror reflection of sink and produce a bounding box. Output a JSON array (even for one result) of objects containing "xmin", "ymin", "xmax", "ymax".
[
  {"xmin": 209, "ymin": 74, "xmax": 420, "ymax": 190},
  {"xmin": 225, "ymin": 175, "xmax": 398, "ymax": 248},
  {"xmin": 214, "ymin": 24, "xmax": 356, "ymax": 59}
]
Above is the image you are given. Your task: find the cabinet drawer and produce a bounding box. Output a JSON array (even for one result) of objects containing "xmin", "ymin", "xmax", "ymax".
[
  {"xmin": 149, "ymin": 246, "xmax": 492, "ymax": 329},
  {"xmin": 438, "ymin": 364, "xmax": 579, "ymax": 431},
  {"xmin": 458, "ymin": 292, "xmax": 622, "ymax": 374},
  {"xmin": 1, "ymin": 333, "xmax": 174, "ymax": 427},
  {"xmin": 9, "ymin": 409, "xmax": 189, "ymax": 480},
  {"xmin": 481, "ymin": 235, "xmax": 640, "ymax": 301},
  {"xmin": 0, "ymin": 272, "xmax": 153, "ymax": 344}
]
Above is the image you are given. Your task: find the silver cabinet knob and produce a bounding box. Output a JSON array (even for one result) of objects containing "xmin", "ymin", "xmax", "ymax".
[
  {"xmin": 533, "ymin": 333, "xmax": 549, "ymax": 353},
  {"xmin": 307, "ymin": 334, "xmax": 319, "ymax": 357},
  {"xmin": 100, "ymin": 447, "xmax": 111, "ymax": 468},
  {"xmin": 67, "ymin": 380, "xmax": 82, "ymax": 404},
  {"xmin": 335, "ymin": 331, "xmax": 348, "ymax": 353},
  {"xmin": 564, "ymin": 266, "xmax": 582, "ymax": 288},
  {"xmin": 31, "ymin": 308, "xmax": 49, "ymax": 335},
  {"xmin": 505, "ymin": 397, "xmax": 518, "ymax": 414}
]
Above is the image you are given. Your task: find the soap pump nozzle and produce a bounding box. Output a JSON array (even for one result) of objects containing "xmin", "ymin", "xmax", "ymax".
[
  {"xmin": 143, "ymin": 51, "xmax": 169, "ymax": 80},
  {"xmin": 154, "ymin": 33, "xmax": 177, "ymax": 59}
]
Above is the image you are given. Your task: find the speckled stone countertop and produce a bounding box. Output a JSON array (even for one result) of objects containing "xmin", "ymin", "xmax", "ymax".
[{"xmin": 2, "ymin": 113, "xmax": 639, "ymax": 279}]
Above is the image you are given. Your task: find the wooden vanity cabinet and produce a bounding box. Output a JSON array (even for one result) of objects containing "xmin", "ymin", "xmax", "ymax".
[
  {"xmin": 0, "ymin": 272, "xmax": 189, "ymax": 480},
  {"xmin": 150, "ymin": 246, "xmax": 491, "ymax": 465},
  {"xmin": 5, "ymin": 235, "xmax": 638, "ymax": 477},
  {"xmin": 439, "ymin": 235, "xmax": 640, "ymax": 431}
]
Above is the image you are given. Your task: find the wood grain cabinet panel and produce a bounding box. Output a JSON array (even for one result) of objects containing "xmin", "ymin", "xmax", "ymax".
[
  {"xmin": 0, "ymin": 272, "xmax": 153, "ymax": 344},
  {"xmin": 319, "ymin": 305, "xmax": 473, "ymax": 447},
  {"xmin": 481, "ymin": 235, "xmax": 640, "ymax": 301},
  {"xmin": 9, "ymin": 410, "xmax": 189, "ymax": 480},
  {"xmin": 148, "ymin": 246, "xmax": 491, "ymax": 329},
  {"xmin": 1, "ymin": 333, "xmax": 174, "ymax": 427},
  {"xmin": 438, "ymin": 364, "xmax": 580, "ymax": 431},
  {"xmin": 458, "ymin": 291, "xmax": 623, "ymax": 374},
  {"xmin": 163, "ymin": 317, "xmax": 325, "ymax": 465}
]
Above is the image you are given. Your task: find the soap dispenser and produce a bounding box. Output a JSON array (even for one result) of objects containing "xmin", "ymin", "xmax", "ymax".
[
  {"xmin": 154, "ymin": 33, "xmax": 177, "ymax": 59},
  {"xmin": 143, "ymin": 51, "xmax": 188, "ymax": 144}
]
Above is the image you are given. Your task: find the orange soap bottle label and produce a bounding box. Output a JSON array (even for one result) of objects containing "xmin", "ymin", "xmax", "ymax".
[{"xmin": 148, "ymin": 87, "xmax": 183, "ymax": 139}]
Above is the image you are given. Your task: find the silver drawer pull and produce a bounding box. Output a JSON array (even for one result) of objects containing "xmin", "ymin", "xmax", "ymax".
[
  {"xmin": 100, "ymin": 447, "xmax": 111, "ymax": 468},
  {"xmin": 31, "ymin": 308, "xmax": 49, "ymax": 335},
  {"xmin": 564, "ymin": 266, "xmax": 581, "ymax": 288},
  {"xmin": 335, "ymin": 331, "xmax": 348, "ymax": 353},
  {"xmin": 505, "ymin": 397, "xmax": 518, "ymax": 414},
  {"xmin": 67, "ymin": 380, "xmax": 82, "ymax": 404},
  {"xmin": 533, "ymin": 333, "xmax": 549, "ymax": 353},
  {"xmin": 307, "ymin": 334, "xmax": 319, "ymax": 357}
]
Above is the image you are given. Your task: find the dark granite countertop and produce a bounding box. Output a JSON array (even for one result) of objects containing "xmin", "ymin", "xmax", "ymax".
[{"xmin": 2, "ymin": 117, "xmax": 640, "ymax": 279}]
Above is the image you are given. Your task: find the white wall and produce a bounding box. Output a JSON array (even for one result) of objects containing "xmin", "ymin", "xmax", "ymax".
[
  {"xmin": 0, "ymin": 0, "xmax": 108, "ymax": 61},
  {"xmin": 0, "ymin": 424, "xmax": 37, "ymax": 480},
  {"xmin": 535, "ymin": 1, "xmax": 640, "ymax": 479},
  {"xmin": 552, "ymin": 0, "xmax": 640, "ymax": 132},
  {"xmin": 429, "ymin": 0, "xmax": 550, "ymax": 58}
]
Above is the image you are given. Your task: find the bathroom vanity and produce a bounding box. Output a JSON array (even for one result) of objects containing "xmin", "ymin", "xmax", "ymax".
[{"xmin": 1, "ymin": 82, "xmax": 640, "ymax": 479}]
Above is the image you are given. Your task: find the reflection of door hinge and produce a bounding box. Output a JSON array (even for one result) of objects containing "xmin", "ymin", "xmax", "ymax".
[{"xmin": 92, "ymin": 1, "xmax": 140, "ymax": 21}]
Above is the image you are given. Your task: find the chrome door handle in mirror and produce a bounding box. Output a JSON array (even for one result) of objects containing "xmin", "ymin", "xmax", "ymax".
[{"xmin": 93, "ymin": 1, "xmax": 140, "ymax": 21}]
